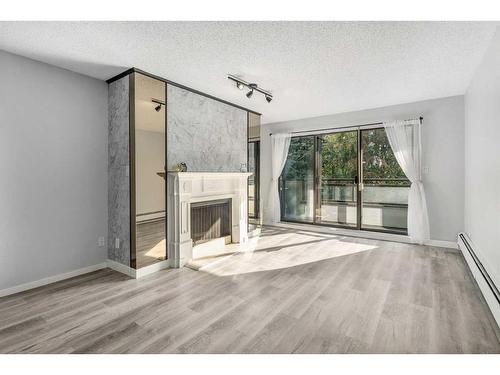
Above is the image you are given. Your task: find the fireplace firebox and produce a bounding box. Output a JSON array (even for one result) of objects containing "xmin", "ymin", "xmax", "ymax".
[{"xmin": 190, "ymin": 199, "xmax": 232, "ymax": 245}]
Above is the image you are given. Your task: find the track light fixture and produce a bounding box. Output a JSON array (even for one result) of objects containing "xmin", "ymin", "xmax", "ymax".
[
  {"xmin": 152, "ymin": 98, "xmax": 165, "ymax": 112},
  {"xmin": 228, "ymin": 75, "xmax": 273, "ymax": 103}
]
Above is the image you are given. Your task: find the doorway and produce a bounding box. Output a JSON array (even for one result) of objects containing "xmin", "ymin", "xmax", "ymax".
[
  {"xmin": 248, "ymin": 140, "xmax": 260, "ymax": 220},
  {"xmin": 280, "ymin": 126, "xmax": 410, "ymax": 234}
]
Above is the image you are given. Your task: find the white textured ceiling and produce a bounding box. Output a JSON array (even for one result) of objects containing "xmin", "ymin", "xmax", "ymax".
[{"xmin": 0, "ymin": 21, "xmax": 497, "ymax": 124}]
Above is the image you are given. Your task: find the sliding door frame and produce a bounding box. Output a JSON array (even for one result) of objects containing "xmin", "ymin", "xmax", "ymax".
[
  {"xmin": 248, "ymin": 139, "xmax": 260, "ymax": 220},
  {"xmin": 279, "ymin": 135, "xmax": 315, "ymax": 224},
  {"xmin": 312, "ymin": 129, "xmax": 361, "ymax": 230},
  {"xmin": 280, "ymin": 125, "xmax": 408, "ymax": 236},
  {"xmin": 358, "ymin": 127, "xmax": 409, "ymax": 236},
  {"xmin": 356, "ymin": 128, "xmax": 363, "ymax": 230}
]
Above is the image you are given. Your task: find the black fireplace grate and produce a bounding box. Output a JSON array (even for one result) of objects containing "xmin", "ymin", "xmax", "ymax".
[{"xmin": 190, "ymin": 199, "xmax": 232, "ymax": 244}]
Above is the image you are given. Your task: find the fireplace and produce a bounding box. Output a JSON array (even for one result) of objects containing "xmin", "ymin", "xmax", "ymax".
[
  {"xmin": 167, "ymin": 172, "xmax": 252, "ymax": 267},
  {"xmin": 190, "ymin": 199, "xmax": 232, "ymax": 245}
]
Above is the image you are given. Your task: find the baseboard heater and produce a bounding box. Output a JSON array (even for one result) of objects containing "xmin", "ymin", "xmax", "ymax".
[{"xmin": 458, "ymin": 232, "xmax": 500, "ymax": 326}]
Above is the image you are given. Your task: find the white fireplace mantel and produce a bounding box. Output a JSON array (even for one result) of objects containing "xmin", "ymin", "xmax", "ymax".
[{"xmin": 167, "ymin": 172, "xmax": 252, "ymax": 267}]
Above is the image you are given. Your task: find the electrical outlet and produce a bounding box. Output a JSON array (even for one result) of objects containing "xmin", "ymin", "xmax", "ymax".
[
  {"xmin": 115, "ymin": 238, "xmax": 120, "ymax": 249},
  {"xmin": 98, "ymin": 236, "xmax": 105, "ymax": 247}
]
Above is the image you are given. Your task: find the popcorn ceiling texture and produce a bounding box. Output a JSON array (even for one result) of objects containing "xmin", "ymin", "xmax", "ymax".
[{"xmin": 0, "ymin": 22, "xmax": 496, "ymax": 123}]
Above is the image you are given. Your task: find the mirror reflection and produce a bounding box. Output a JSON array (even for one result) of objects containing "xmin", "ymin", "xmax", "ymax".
[
  {"xmin": 248, "ymin": 112, "xmax": 261, "ymax": 231},
  {"xmin": 134, "ymin": 73, "xmax": 166, "ymax": 268}
]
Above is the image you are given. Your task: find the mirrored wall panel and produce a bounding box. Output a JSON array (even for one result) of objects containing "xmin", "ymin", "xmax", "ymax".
[
  {"xmin": 248, "ymin": 140, "xmax": 260, "ymax": 219},
  {"xmin": 133, "ymin": 73, "xmax": 166, "ymax": 268},
  {"xmin": 248, "ymin": 112, "xmax": 261, "ymax": 229}
]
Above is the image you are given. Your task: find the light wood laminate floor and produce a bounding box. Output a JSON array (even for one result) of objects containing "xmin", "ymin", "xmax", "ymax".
[{"xmin": 1, "ymin": 226, "xmax": 499, "ymax": 353}]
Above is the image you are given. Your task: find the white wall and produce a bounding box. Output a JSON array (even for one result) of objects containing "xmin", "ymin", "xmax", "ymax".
[
  {"xmin": 261, "ymin": 95, "xmax": 465, "ymax": 242},
  {"xmin": 464, "ymin": 27, "xmax": 500, "ymax": 286},
  {"xmin": 135, "ymin": 129, "xmax": 165, "ymax": 220},
  {"xmin": 0, "ymin": 51, "xmax": 108, "ymax": 290}
]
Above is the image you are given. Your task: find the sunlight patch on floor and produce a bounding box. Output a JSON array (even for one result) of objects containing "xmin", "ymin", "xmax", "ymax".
[{"xmin": 197, "ymin": 229, "xmax": 378, "ymax": 277}]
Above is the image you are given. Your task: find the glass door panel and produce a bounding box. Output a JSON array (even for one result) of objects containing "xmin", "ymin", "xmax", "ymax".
[
  {"xmin": 280, "ymin": 136, "xmax": 315, "ymax": 223},
  {"xmin": 317, "ymin": 131, "xmax": 358, "ymax": 227},
  {"xmin": 248, "ymin": 140, "xmax": 259, "ymax": 219},
  {"xmin": 278, "ymin": 126, "xmax": 410, "ymax": 235},
  {"xmin": 361, "ymin": 128, "xmax": 410, "ymax": 234}
]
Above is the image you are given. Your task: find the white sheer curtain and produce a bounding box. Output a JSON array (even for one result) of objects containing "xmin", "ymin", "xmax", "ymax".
[
  {"xmin": 384, "ymin": 119, "xmax": 430, "ymax": 244},
  {"xmin": 269, "ymin": 133, "xmax": 291, "ymax": 223}
]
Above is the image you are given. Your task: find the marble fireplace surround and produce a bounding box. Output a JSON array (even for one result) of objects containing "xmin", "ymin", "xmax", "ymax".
[{"xmin": 167, "ymin": 172, "xmax": 252, "ymax": 267}]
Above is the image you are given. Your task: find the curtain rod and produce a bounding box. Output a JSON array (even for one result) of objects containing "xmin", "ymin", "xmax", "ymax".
[{"xmin": 269, "ymin": 116, "xmax": 423, "ymax": 136}]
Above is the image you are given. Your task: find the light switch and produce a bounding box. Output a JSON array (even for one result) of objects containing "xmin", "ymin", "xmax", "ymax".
[
  {"xmin": 115, "ymin": 238, "xmax": 120, "ymax": 249},
  {"xmin": 423, "ymin": 166, "xmax": 430, "ymax": 174},
  {"xmin": 98, "ymin": 236, "xmax": 105, "ymax": 247}
]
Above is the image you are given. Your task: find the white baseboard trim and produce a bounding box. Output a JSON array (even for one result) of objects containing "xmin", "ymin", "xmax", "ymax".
[
  {"xmin": 106, "ymin": 259, "xmax": 136, "ymax": 278},
  {"xmin": 135, "ymin": 259, "xmax": 170, "ymax": 278},
  {"xmin": 458, "ymin": 232, "xmax": 500, "ymax": 328},
  {"xmin": 0, "ymin": 262, "xmax": 107, "ymax": 298},
  {"xmin": 106, "ymin": 259, "xmax": 171, "ymax": 279},
  {"xmin": 1, "ymin": 259, "xmax": 173, "ymax": 298},
  {"xmin": 425, "ymin": 239, "xmax": 458, "ymax": 250},
  {"xmin": 267, "ymin": 222, "xmax": 458, "ymax": 249}
]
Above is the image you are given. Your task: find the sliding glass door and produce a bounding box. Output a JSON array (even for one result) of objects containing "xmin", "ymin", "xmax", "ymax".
[
  {"xmin": 248, "ymin": 140, "xmax": 260, "ymax": 219},
  {"xmin": 360, "ymin": 128, "xmax": 410, "ymax": 233},
  {"xmin": 279, "ymin": 127, "xmax": 409, "ymax": 234},
  {"xmin": 317, "ymin": 131, "xmax": 358, "ymax": 227},
  {"xmin": 280, "ymin": 136, "xmax": 315, "ymax": 223}
]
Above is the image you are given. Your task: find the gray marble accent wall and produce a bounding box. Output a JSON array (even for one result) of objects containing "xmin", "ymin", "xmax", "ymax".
[
  {"xmin": 167, "ymin": 85, "xmax": 248, "ymax": 172},
  {"xmin": 108, "ymin": 76, "xmax": 131, "ymax": 266}
]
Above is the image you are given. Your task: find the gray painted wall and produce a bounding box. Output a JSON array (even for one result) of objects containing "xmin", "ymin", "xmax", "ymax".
[
  {"xmin": 167, "ymin": 85, "xmax": 247, "ymax": 172},
  {"xmin": 465, "ymin": 27, "xmax": 500, "ymax": 285},
  {"xmin": 0, "ymin": 51, "xmax": 108, "ymax": 290},
  {"xmin": 108, "ymin": 76, "xmax": 131, "ymax": 266},
  {"xmin": 261, "ymin": 95, "xmax": 465, "ymax": 242}
]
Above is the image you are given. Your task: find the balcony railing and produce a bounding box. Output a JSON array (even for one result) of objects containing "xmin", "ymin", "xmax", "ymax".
[
  {"xmin": 281, "ymin": 177, "xmax": 410, "ymax": 232},
  {"xmin": 319, "ymin": 177, "xmax": 409, "ymax": 205}
]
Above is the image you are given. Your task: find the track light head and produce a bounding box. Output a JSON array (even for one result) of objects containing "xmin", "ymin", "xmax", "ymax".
[
  {"xmin": 246, "ymin": 83, "xmax": 257, "ymax": 98},
  {"xmin": 155, "ymin": 104, "xmax": 162, "ymax": 112},
  {"xmin": 265, "ymin": 95, "xmax": 273, "ymax": 103},
  {"xmin": 236, "ymin": 82, "xmax": 244, "ymax": 90}
]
